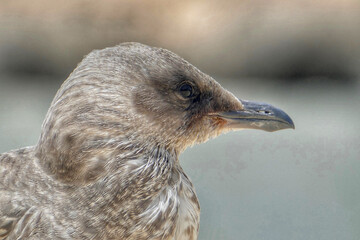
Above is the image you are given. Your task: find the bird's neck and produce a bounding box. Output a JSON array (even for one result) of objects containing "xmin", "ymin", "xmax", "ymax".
[
  {"xmin": 68, "ymin": 142, "xmax": 193, "ymax": 240},
  {"xmin": 36, "ymin": 131, "xmax": 179, "ymax": 185},
  {"xmin": 111, "ymin": 140, "xmax": 178, "ymax": 179}
]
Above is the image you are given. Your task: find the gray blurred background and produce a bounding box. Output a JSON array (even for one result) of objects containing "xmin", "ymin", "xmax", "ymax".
[{"xmin": 0, "ymin": 0, "xmax": 359, "ymax": 239}]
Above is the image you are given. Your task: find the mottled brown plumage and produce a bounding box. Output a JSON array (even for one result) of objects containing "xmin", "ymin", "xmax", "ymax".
[{"xmin": 0, "ymin": 42, "xmax": 294, "ymax": 239}]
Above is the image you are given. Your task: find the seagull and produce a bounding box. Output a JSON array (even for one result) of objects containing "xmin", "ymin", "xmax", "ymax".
[{"xmin": 0, "ymin": 42, "xmax": 294, "ymax": 240}]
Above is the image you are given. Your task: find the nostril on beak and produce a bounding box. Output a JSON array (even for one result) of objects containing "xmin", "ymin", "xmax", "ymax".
[{"xmin": 257, "ymin": 110, "xmax": 271, "ymax": 115}]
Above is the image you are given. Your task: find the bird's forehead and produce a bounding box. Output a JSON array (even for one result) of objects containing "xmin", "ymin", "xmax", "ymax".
[{"xmin": 119, "ymin": 44, "xmax": 212, "ymax": 86}]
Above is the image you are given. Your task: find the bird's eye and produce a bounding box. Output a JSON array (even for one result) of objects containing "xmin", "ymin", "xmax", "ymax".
[{"xmin": 179, "ymin": 83, "xmax": 193, "ymax": 98}]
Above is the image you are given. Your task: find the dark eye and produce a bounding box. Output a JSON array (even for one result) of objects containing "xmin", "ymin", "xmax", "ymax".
[{"xmin": 179, "ymin": 83, "xmax": 193, "ymax": 98}]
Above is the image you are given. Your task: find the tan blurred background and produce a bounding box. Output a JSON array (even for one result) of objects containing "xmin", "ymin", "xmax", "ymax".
[
  {"xmin": 1, "ymin": 1, "xmax": 360, "ymax": 239},
  {"xmin": 1, "ymin": 0, "xmax": 360, "ymax": 79}
]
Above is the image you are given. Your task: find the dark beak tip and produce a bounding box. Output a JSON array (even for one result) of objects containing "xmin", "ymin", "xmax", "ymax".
[
  {"xmin": 268, "ymin": 106, "xmax": 295, "ymax": 131},
  {"xmin": 290, "ymin": 121, "xmax": 295, "ymax": 130},
  {"xmin": 280, "ymin": 112, "xmax": 295, "ymax": 130}
]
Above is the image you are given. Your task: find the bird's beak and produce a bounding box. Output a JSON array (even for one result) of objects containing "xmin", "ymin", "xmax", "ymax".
[{"xmin": 214, "ymin": 100, "xmax": 295, "ymax": 132}]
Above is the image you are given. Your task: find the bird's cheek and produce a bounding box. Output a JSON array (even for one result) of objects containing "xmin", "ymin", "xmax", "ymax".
[{"xmin": 191, "ymin": 114, "xmax": 230, "ymax": 140}]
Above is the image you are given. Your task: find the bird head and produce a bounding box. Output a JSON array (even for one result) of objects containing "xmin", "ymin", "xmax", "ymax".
[
  {"xmin": 111, "ymin": 43, "xmax": 294, "ymax": 152},
  {"xmin": 36, "ymin": 42, "xmax": 294, "ymax": 183}
]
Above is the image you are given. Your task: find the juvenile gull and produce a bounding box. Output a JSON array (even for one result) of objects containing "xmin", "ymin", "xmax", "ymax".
[{"xmin": 0, "ymin": 42, "xmax": 294, "ymax": 240}]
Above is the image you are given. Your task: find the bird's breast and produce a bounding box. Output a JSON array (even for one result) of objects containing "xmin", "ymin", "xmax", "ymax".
[
  {"xmin": 137, "ymin": 166, "xmax": 200, "ymax": 240},
  {"xmin": 173, "ymin": 170, "xmax": 201, "ymax": 240}
]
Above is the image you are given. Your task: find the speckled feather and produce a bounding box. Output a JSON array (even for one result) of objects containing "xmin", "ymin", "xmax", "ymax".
[{"xmin": 0, "ymin": 43, "xmax": 243, "ymax": 239}]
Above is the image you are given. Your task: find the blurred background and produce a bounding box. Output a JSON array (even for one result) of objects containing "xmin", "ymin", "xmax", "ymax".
[{"xmin": 0, "ymin": 0, "xmax": 359, "ymax": 239}]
